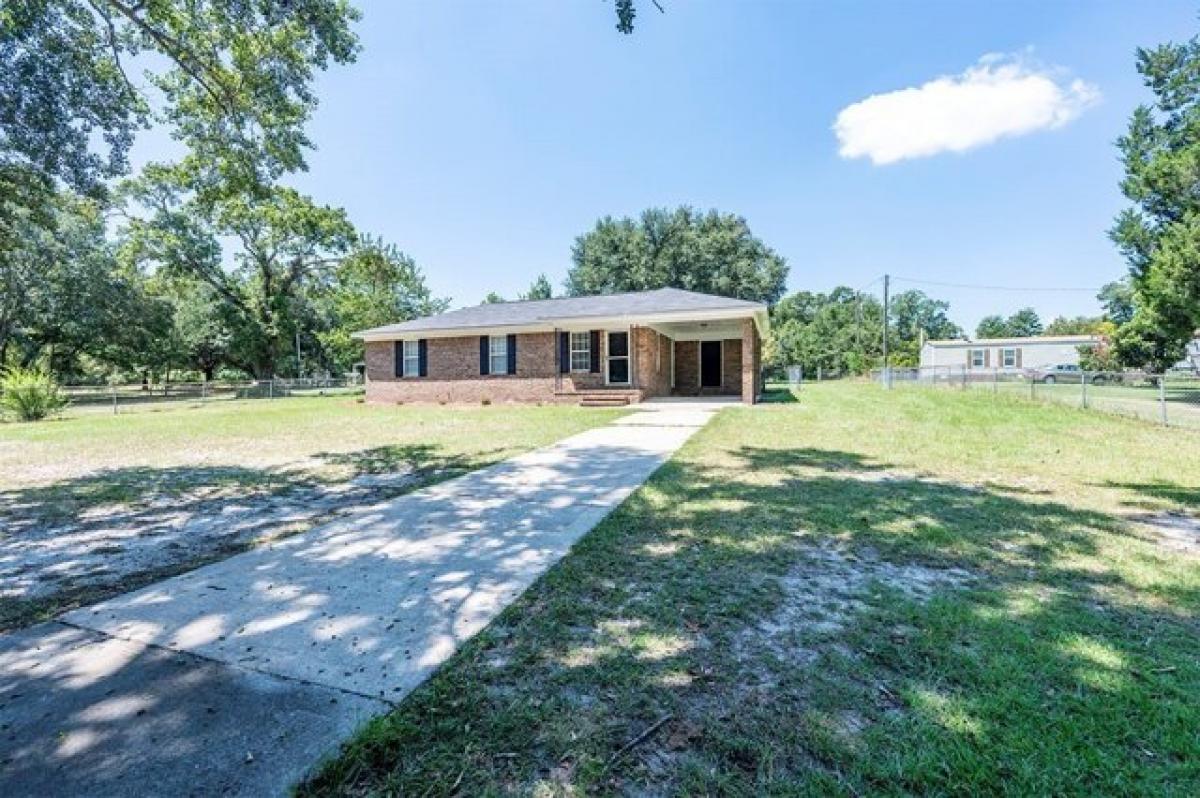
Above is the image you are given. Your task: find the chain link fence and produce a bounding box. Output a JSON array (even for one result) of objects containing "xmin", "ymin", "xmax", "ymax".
[
  {"xmin": 61, "ymin": 377, "xmax": 364, "ymax": 415},
  {"xmin": 870, "ymin": 366, "xmax": 1200, "ymax": 429}
]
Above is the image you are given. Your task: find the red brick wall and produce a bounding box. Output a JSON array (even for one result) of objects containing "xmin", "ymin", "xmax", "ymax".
[
  {"xmin": 363, "ymin": 320, "xmax": 763, "ymax": 404},
  {"xmin": 721, "ymin": 338, "xmax": 743, "ymax": 394},
  {"xmin": 365, "ymin": 331, "xmax": 626, "ymax": 404},
  {"xmin": 633, "ymin": 326, "xmax": 672, "ymax": 399},
  {"xmin": 674, "ymin": 340, "xmax": 699, "ymax": 394},
  {"xmin": 741, "ymin": 318, "xmax": 762, "ymax": 404},
  {"xmin": 671, "ymin": 339, "xmax": 741, "ymax": 396}
]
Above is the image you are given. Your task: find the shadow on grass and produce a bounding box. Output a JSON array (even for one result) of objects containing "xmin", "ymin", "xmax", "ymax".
[
  {"xmin": 1099, "ymin": 479, "xmax": 1200, "ymax": 512},
  {"xmin": 0, "ymin": 443, "xmax": 514, "ymax": 630},
  {"xmin": 759, "ymin": 387, "xmax": 800, "ymax": 404},
  {"xmin": 301, "ymin": 444, "xmax": 1200, "ymax": 796}
]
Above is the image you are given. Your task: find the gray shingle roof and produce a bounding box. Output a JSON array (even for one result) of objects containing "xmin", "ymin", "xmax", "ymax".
[{"xmin": 356, "ymin": 288, "xmax": 766, "ymax": 337}]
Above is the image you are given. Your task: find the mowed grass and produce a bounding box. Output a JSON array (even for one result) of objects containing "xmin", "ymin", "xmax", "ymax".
[
  {"xmin": 304, "ymin": 383, "xmax": 1200, "ymax": 796},
  {"xmin": 3, "ymin": 395, "xmax": 626, "ymax": 494},
  {"xmin": 1, "ymin": 396, "xmax": 625, "ymax": 627}
]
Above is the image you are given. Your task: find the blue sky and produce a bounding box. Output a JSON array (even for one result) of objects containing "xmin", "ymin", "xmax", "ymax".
[{"xmin": 136, "ymin": 0, "xmax": 1197, "ymax": 331}]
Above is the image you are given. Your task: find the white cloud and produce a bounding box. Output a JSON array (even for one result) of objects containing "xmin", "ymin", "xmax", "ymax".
[{"xmin": 834, "ymin": 53, "xmax": 1100, "ymax": 165}]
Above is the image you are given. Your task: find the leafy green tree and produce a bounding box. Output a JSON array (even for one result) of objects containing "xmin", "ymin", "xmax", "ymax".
[
  {"xmin": 1110, "ymin": 31, "xmax": 1200, "ymax": 369},
  {"xmin": 568, "ymin": 207, "xmax": 788, "ymax": 304},
  {"xmin": 1097, "ymin": 279, "xmax": 1135, "ymax": 325},
  {"xmin": 888, "ymin": 290, "xmax": 961, "ymax": 365},
  {"xmin": 0, "ymin": 190, "xmax": 156, "ymax": 376},
  {"xmin": 1, "ymin": 0, "xmax": 359, "ymax": 195},
  {"xmin": 975, "ymin": 308, "xmax": 1043, "ymax": 338},
  {"xmin": 1005, "ymin": 307, "xmax": 1044, "ymax": 337},
  {"xmin": 520, "ymin": 274, "xmax": 553, "ymax": 301},
  {"xmin": 316, "ymin": 237, "xmax": 447, "ymax": 374},
  {"xmin": 770, "ymin": 287, "xmax": 883, "ymax": 375},
  {"xmin": 482, "ymin": 292, "xmax": 506, "ymax": 304},
  {"xmin": 122, "ymin": 169, "xmax": 356, "ymax": 377},
  {"xmin": 612, "ymin": 0, "xmax": 664, "ymax": 34},
  {"xmin": 1044, "ymin": 316, "xmax": 1111, "ymax": 336},
  {"xmin": 975, "ymin": 315, "xmax": 1008, "ymax": 338},
  {"xmin": 163, "ymin": 279, "xmax": 235, "ymax": 381}
]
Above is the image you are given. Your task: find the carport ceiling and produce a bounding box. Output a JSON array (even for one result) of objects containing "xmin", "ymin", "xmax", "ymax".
[{"xmin": 653, "ymin": 319, "xmax": 745, "ymax": 341}]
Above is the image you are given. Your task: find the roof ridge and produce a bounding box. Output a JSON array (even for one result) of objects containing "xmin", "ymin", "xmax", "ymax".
[{"xmin": 474, "ymin": 286, "xmax": 687, "ymax": 308}]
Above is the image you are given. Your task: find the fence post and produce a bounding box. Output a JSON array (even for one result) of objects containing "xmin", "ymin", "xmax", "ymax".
[
  {"xmin": 1082, "ymin": 372, "xmax": 1088, "ymax": 409},
  {"xmin": 269, "ymin": 379, "xmax": 274, "ymax": 400},
  {"xmin": 1029, "ymin": 376, "xmax": 1035, "ymax": 401},
  {"xmin": 202, "ymin": 379, "xmax": 207, "ymax": 402},
  {"xmin": 1159, "ymin": 376, "xmax": 1167, "ymax": 426},
  {"xmin": 993, "ymin": 368, "xmax": 998, "ymax": 395},
  {"xmin": 962, "ymin": 367, "xmax": 967, "ymax": 390},
  {"xmin": 111, "ymin": 383, "xmax": 117, "ymax": 415}
]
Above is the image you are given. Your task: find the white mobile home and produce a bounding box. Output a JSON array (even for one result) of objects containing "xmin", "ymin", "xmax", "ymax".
[{"xmin": 920, "ymin": 335, "xmax": 1102, "ymax": 372}]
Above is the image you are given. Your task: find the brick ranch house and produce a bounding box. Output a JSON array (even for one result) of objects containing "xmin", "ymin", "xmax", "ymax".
[{"xmin": 355, "ymin": 287, "xmax": 768, "ymax": 406}]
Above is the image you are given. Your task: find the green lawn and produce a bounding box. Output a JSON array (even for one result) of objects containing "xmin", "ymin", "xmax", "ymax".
[
  {"xmin": 0, "ymin": 396, "xmax": 624, "ymax": 627},
  {"xmin": 305, "ymin": 383, "xmax": 1200, "ymax": 796},
  {"xmin": 1, "ymin": 395, "xmax": 625, "ymax": 492}
]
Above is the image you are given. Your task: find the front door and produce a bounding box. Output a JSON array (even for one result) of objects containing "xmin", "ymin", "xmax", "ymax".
[
  {"xmin": 700, "ymin": 341, "xmax": 721, "ymax": 388},
  {"xmin": 607, "ymin": 331, "xmax": 630, "ymax": 384}
]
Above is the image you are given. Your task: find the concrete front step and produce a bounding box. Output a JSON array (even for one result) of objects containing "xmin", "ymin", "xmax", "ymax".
[
  {"xmin": 580, "ymin": 399, "xmax": 630, "ymax": 407},
  {"xmin": 576, "ymin": 391, "xmax": 641, "ymax": 407}
]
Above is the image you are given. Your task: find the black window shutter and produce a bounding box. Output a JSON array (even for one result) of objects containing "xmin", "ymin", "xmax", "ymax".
[
  {"xmin": 418, "ymin": 339, "xmax": 428, "ymax": 377},
  {"xmin": 394, "ymin": 341, "xmax": 402, "ymax": 378},
  {"xmin": 589, "ymin": 330, "xmax": 601, "ymax": 373},
  {"xmin": 506, "ymin": 334, "xmax": 517, "ymax": 375},
  {"xmin": 479, "ymin": 336, "xmax": 490, "ymax": 375},
  {"xmin": 559, "ymin": 332, "xmax": 570, "ymax": 374}
]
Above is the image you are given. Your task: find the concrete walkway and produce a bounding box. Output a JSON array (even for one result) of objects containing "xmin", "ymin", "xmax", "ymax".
[{"xmin": 0, "ymin": 401, "xmax": 722, "ymax": 797}]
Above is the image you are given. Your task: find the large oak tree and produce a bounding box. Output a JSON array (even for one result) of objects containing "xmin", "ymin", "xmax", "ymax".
[{"xmin": 567, "ymin": 207, "xmax": 788, "ymax": 305}]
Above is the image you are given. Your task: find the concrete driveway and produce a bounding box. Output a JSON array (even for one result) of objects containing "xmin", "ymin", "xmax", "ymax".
[{"xmin": 0, "ymin": 401, "xmax": 722, "ymax": 797}]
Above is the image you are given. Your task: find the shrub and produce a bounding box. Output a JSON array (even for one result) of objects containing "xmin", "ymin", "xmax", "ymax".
[{"xmin": 0, "ymin": 367, "xmax": 69, "ymax": 421}]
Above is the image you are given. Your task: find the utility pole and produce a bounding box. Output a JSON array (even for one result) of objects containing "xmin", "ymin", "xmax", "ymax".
[{"xmin": 882, "ymin": 273, "xmax": 890, "ymax": 388}]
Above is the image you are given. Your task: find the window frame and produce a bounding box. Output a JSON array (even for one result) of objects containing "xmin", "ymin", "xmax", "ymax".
[
  {"xmin": 402, "ymin": 339, "xmax": 420, "ymax": 377},
  {"xmin": 970, "ymin": 348, "xmax": 986, "ymax": 368},
  {"xmin": 488, "ymin": 335, "xmax": 509, "ymax": 376},
  {"xmin": 569, "ymin": 331, "xmax": 591, "ymax": 373},
  {"xmin": 1001, "ymin": 347, "xmax": 1017, "ymax": 368}
]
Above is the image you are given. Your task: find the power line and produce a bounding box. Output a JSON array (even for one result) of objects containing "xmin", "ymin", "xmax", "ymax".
[{"xmin": 889, "ymin": 275, "xmax": 1101, "ymax": 293}]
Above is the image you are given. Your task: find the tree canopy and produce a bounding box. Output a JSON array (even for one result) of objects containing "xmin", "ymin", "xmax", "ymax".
[
  {"xmin": 975, "ymin": 308, "xmax": 1044, "ymax": 339},
  {"xmin": 768, "ymin": 287, "xmax": 957, "ymax": 374},
  {"xmin": 520, "ymin": 274, "xmax": 554, "ymax": 301},
  {"xmin": 1, "ymin": 0, "xmax": 359, "ymax": 196},
  {"xmin": 567, "ymin": 207, "xmax": 788, "ymax": 304},
  {"xmin": 1109, "ymin": 31, "xmax": 1200, "ymax": 370}
]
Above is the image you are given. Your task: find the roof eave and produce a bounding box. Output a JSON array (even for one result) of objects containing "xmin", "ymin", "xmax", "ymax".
[{"xmin": 354, "ymin": 305, "xmax": 768, "ymax": 342}]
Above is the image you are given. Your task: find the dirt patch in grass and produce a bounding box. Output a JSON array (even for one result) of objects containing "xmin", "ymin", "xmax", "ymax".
[
  {"xmin": 746, "ymin": 540, "xmax": 977, "ymax": 668},
  {"xmin": 0, "ymin": 468, "xmax": 426, "ymax": 630},
  {"xmin": 1129, "ymin": 511, "xmax": 1200, "ymax": 555}
]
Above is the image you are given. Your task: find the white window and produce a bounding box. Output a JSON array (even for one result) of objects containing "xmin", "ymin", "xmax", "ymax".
[
  {"xmin": 489, "ymin": 335, "xmax": 508, "ymax": 374},
  {"xmin": 570, "ymin": 332, "xmax": 591, "ymax": 372},
  {"xmin": 403, "ymin": 340, "xmax": 420, "ymax": 377},
  {"xmin": 970, "ymin": 349, "xmax": 985, "ymax": 368},
  {"xmin": 1001, "ymin": 348, "xmax": 1017, "ymax": 368}
]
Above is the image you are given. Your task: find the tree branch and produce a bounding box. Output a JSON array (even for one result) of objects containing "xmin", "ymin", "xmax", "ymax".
[{"xmin": 97, "ymin": 0, "xmax": 235, "ymax": 115}]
